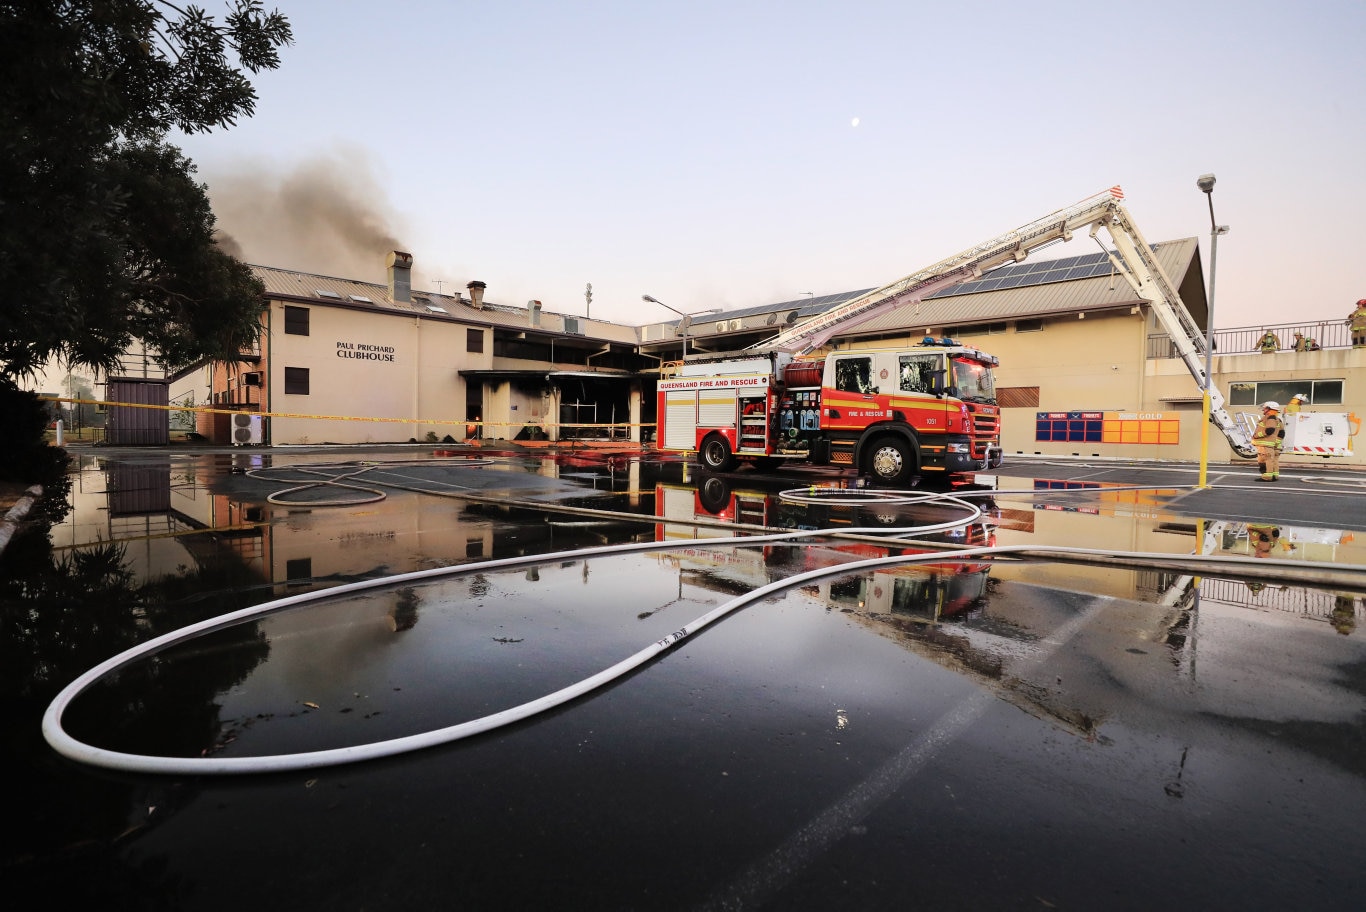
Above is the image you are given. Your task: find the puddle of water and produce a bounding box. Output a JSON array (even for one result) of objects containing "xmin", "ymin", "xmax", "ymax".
[{"xmin": 10, "ymin": 452, "xmax": 1366, "ymax": 910}]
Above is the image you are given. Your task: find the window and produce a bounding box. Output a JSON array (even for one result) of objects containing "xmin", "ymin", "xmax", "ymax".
[
  {"xmin": 956, "ymin": 322, "xmax": 1008, "ymax": 336},
  {"xmin": 998, "ymin": 386, "xmax": 1041, "ymax": 408},
  {"xmin": 834, "ymin": 357, "xmax": 873, "ymax": 393},
  {"xmin": 284, "ymin": 305, "xmax": 310, "ymax": 335},
  {"xmin": 1015, "ymin": 319, "xmax": 1044, "ymax": 333},
  {"xmin": 286, "ymin": 557, "xmax": 312, "ymax": 584},
  {"xmin": 1229, "ymin": 380, "xmax": 1342, "ymax": 406},
  {"xmin": 284, "ymin": 367, "xmax": 310, "ymax": 395},
  {"xmin": 898, "ymin": 354, "xmax": 940, "ymax": 393},
  {"xmin": 951, "ymin": 358, "xmax": 997, "ymax": 403},
  {"xmin": 467, "ymin": 328, "xmax": 485, "ymax": 353}
]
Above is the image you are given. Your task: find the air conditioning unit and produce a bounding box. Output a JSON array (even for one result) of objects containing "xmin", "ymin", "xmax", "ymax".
[{"xmin": 232, "ymin": 413, "xmax": 263, "ymax": 446}]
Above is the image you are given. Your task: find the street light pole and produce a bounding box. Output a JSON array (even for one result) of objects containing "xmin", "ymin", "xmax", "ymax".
[
  {"xmin": 1196, "ymin": 173, "xmax": 1230, "ymax": 489},
  {"xmin": 642, "ymin": 295, "xmax": 722, "ymax": 360}
]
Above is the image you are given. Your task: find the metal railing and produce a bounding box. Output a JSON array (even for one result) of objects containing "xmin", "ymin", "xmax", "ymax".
[{"xmin": 1147, "ymin": 319, "xmax": 1352, "ymax": 359}]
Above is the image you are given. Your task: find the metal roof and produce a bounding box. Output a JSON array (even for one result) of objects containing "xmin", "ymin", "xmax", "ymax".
[
  {"xmin": 681, "ymin": 238, "xmax": 1200, "ymax": 343},
  {"xmin": 251, "ymin": 265, "xmax": 639, "ymax": 345}
]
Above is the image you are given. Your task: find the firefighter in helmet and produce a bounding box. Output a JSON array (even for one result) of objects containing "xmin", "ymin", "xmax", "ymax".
[
  {"xmin": 1257, "ymin": 329, "xmax": 1280, "ymax": 354},
  {"xmin": 1286, "ymin": 393, "xmax": 1307, "ymax": 415},
  {"xmin": 1251, "ymin": 401, "xmax": 1285, "ymax": 482},
  {"xmin": 1349, "ymin": 299, "xmax": 1366, "ymax": 349}
]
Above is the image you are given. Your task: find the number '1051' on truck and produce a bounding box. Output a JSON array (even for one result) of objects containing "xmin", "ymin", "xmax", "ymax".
[{"xmin": 657, "ymin": 341, "xmax": 1003, "ymax": 486}]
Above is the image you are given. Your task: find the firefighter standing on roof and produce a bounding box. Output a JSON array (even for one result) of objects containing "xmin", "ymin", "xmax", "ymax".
[
  {"xmin": 1257, "ymin": 329, "xmax": 1280, "ymax": 353},
  {"xmin": 1349, "ymin": 299, "xmax": 1366, "ymax": 348},
  {"xmin": 1252, "ymin": 401, "xmax": 1285, "ymax": 482}
]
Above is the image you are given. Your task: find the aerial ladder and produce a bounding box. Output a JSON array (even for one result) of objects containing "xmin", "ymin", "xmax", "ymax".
[
  {"xmin": 751, "ymin": 186, "xmax": 1259, "ymax": 459},
  {"xmin": 1087, "ymin": 199, "xmax": 1257, "ymax": 458}
]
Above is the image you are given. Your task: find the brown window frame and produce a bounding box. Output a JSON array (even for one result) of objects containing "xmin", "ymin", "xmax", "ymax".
[
  {"xmin": 284, "ymin": 367, "xmax": 310, "ymax": 395},
  {"xmin": 284, "ymin": 305, "xmax": 310, "ymax": 336}
]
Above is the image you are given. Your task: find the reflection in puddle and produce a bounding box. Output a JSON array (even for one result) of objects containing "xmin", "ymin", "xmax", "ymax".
[{"xmin": 29, "ymin": 453, "xmax": 1366, "ymax": 765}]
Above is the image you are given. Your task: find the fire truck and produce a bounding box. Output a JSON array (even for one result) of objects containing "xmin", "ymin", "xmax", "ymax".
[{"xmin": 657, "ymin": 343, "xmax": 1000, "ymax": 486}]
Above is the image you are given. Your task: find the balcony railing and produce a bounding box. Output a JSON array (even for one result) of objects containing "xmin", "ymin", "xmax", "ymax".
[{"xmin": 1147, "ymin": 319, "xmax": 1351, "ymax": 360}]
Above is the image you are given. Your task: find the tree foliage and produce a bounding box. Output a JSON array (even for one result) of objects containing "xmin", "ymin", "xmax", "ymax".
[{"xmin": 0, "ymin": 0, "xmax": 293, "ymax": 378}]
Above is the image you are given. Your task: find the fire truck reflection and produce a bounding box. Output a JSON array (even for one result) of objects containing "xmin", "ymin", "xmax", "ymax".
[{"xmin": 656, "ymin": 475, "xmax": 995, "ymax": 622}]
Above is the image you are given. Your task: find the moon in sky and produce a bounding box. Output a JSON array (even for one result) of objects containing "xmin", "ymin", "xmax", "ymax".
[{"xmin": 851, "ymin": 117, "xmax": 860, "ymax": 127}]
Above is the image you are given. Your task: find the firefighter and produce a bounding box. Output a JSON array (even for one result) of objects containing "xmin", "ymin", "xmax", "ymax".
[
  {"xmin": 1257, "ymin": 329, "xmax": 1280, "ymax": 353},
  {"xmin": 1331, "ymin": 594, "xmax": 1358, "ymax": 636},
  {"xmin": 1286, "ymin": 393, "xmax": 1307, "ymax": 415},
  {"xmin": 1349, "ymin": 299, "xmax": 1366, "ymax": 348},
  {"xmin": 1292, "ymin": 331, "xmax": 1319, "ymax": 352},
  {"xmin": 1246, "ymin": 523, "xmax": 1281, "ymax": 558},
  {"xmin": 1251, "ymin": 401, "xmax": 1285, "ymax": 481}
]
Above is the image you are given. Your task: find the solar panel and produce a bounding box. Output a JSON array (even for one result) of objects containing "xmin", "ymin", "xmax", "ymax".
[
  {"xmin": 316, "ymin": 289, "xmax": 342, "ymax": 299},
  {"xmin": 928, "ymin": 247, "xmax": 1145, "ymax": 298}
]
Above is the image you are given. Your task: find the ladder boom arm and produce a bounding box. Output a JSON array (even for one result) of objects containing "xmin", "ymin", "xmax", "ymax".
[
  {"xmin": 752, "ymin": 188, "xmax": 1132, "ymax": 355},
  {"xmin": 754, "ymin": 185, "xmax": 1256, "ymax": 458},
  {"xmin": 1094, "ymin": 205, "xmax": 1257, "ymax": 459}
]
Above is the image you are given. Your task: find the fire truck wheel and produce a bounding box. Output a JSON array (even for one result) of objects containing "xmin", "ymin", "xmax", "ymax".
[
  {"xmin": 699, "ymin": 434, "xmax": 738, "ymax": 472},
  {"xmin": 698, "ymin": 476, "xmax": 731, "ymax": 514},
  {"xmin": 866, "ymin": 436, "xmax": 914, "ymax": 487}
]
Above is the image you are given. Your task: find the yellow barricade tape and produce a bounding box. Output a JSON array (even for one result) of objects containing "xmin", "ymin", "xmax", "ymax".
[{"xmin": 40, "ymin": 396, "xmax": 657, "ymax": 431}]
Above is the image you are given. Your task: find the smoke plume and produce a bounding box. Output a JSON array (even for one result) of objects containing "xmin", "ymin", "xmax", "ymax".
[{"xmin": 203, "ymin": 148, "xmax": 413, "ymax": 285}]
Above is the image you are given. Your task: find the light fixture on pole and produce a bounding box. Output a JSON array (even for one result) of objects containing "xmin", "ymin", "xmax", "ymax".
[
  {"xmin": 642, "ymin": 295, "xmax": 721, "ymax": 359},
  {"xmin": 1196, "ymin": 173, "xmax": 1230, "ymax": 489}
]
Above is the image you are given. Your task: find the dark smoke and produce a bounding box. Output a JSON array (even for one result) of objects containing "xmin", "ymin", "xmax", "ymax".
[
  {"xmin": 202, "ymin": 149, "xmax": 419, "ymax": 284},
  {"xmin": 213, "ymin": 229, "xmax": 244, "ymax": 258}
]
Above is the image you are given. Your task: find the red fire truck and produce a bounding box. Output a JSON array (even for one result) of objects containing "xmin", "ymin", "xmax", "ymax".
[{"xmin": 657, "ymin": 341, "xmax": 1002, "ymax": 486}]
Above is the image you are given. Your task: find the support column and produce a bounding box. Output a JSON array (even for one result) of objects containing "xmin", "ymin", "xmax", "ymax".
[{"xmin": 629, "ymin": 383, "xmax": 642, "ymax": 443}]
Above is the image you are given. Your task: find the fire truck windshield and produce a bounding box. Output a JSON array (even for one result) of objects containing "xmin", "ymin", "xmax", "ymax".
[{"xmin": 951, "ymin": 358, "xmax": 996, "ymax": 404}]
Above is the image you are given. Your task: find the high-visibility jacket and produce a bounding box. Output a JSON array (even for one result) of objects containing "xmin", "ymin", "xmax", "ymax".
[
  {"xmin": 1258, "ymin": 332, "xmax": 1280, "ymax": 352},
  {"xmin": 1252, "ymin": 413, "xmax": 1285, "ymax": 449}
]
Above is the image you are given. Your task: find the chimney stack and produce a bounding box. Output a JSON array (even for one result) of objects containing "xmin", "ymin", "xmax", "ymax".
[
  {"xmin": 387, "ymin": 251, "xmax": 413, "ymax": 303},
  {"xmin": 529, "ymin": 300, "xmax": 542, "ymax": 327},
  {"xmin": 467, "ymin": 280, "xmax": 486, "ymax": 309}
]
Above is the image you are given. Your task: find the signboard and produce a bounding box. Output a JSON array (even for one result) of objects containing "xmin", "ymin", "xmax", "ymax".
[{"xmin": 1035, "ymin": 411, "xmax": 1179, "ymax": 445}]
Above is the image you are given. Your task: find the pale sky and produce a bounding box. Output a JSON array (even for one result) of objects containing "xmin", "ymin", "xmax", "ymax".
[{"xmin": 175, "ymin": 0, "xmax": 1366, "ymax": 331}]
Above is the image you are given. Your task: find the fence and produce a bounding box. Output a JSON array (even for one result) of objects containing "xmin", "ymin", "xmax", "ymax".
[{"xmin": 1147, "ymin": 319, "xmax": 1352, "ymax": 359}]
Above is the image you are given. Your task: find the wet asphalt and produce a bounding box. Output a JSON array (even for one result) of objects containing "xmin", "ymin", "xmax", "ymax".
[{"xmin": 5, "ymin": 446, "xmax": 1366, "ymax": 910}]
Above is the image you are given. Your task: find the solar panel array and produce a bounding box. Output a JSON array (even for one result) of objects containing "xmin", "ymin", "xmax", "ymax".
[{"xmin": 926, "ymin": 246, "xmax": 1160, "ymax": 299}]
